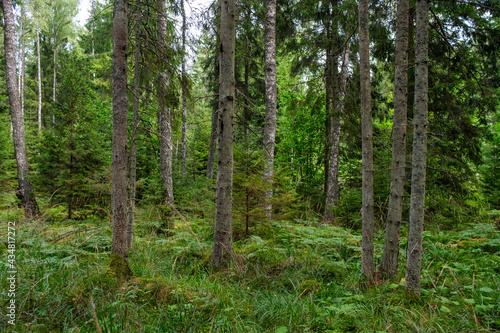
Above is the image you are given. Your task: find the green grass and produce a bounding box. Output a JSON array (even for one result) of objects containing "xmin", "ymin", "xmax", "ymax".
[{"xmin": 1, "ymin": 204, "xmax": 499, "ymax": 332}]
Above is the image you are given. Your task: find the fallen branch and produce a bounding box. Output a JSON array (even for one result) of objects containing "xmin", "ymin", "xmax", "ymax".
[
  {"xmin": 50, "ymin": 226, "xmax": 103, "ymax": 245},
  {"xmin": 76, "ymin": 234, "xmax": 95, "ymax": 249}
]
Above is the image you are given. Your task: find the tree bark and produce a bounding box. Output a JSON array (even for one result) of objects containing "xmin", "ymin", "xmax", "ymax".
[
  {"xmin": 206, "ymin": 109, "xmax": 218, "ymax": 179},
  {"xmin": 53, "ymin": 32, "xmax": 57, "ymax": 103},
  {"xmin": 2, "ymin": 0, "xmax": 40, "ymax": 219},
  {"xmin": 359, "ymin": 0, "xmax": 374, "ymax": 281},
  {"xmin": 37, "ymin": 25, "xmax": 42, "ymax": 134},
  {"xmin": 405, "ymin": 0, "xmax": 429, "ymax": 295},
  {"xmin": 158, "ymin": 0, "xmax": 174, "ymax": 221},
  {"xmin": 262, "ymin": 0, "xmax": 277, "ymax": 220},
  {"xmin": 180, "ymin": 0, "xmax": 188, "ymax": 177},
  {"xmin": 127, "ymin": 18, "xmax": 141, "ymax": 249},
  {"xmin": 324, "ymin": 4, "xmax": 340, "ymax": 221},
  {"xmin": 111, "ymin": 0, "xmax": 132, "ymax": 280},
  {"xmin": 325, "ymin": 41, "xmax": 350, "ymax": 222},
  {"xmin": 211, "ymin": 0, "xmax": 236, "ymax": 269},
  {"xmin": 380, "ymin": 0, "xmax": 409, "ymax": 279},
  {"xmin": 19, "ymin": 11, "xmax": 25, "ymax": 118}
]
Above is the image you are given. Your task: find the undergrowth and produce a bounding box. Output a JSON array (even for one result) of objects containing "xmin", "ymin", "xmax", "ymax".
[{"xmin": 0, "ymin": 201, "xmax": 499, "ymax": 332}]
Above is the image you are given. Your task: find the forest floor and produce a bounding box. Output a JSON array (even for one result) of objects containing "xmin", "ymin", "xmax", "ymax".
[{"xmin": 0, "ymin": 197, "xmax": 499, "ymax": 332}]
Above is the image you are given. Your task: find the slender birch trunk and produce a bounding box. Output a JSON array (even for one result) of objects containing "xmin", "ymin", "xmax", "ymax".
[
  {"xmin": 52, "ymin": 32, "xmax": 57, "ymax": 123},
  {"xmin": 211, "ymin": 0, "xmax": 236, "ymax": 269},
  {"xmin": 380, "ymin": 0, "xmax": 409, "ymax": 278},
  {"xmin": 180, "ymin": 0, "xmax": 188, "ymax": 177},
  {"xmin": 37, "ymin": 25, "xmax": 42, "ymax": 134},
  {"xmin": 2, "ymin": 0, "xmax": 40, "ymax": 218},
  {"xmin": 53, "ymin": 32, "xmax": 57, "ymax": 103},
  {"xmin": 405, "ymin": 0, "xmax": 429, "ymax": 294},
  {"xmin": 359, "ymin": 0, "xmax": 375, "ymax": 280},
  {"xmin": 19, "ymin": 13, "xmax": 25, "ymax": 118},
  {"xmin": 111, "ymin": 0, "xmax": 133, "ymax": 279},
  {"xmin": 262, "ymin": 0, "xmax": 277, "ymax": 219}
]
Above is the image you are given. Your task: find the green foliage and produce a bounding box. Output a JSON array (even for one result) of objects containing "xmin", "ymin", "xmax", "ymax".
[
  {"xmin": 481, "ymin": 111, "xmax": 500, "ymax": 208},
  {"xmin": 34, "ymin": 52, "xmax": 112, "ymax": 219},
  {"xmin": 233, "ymin": 145, "xmax": 266, "ymax": 239},
  {"xmin": 275, "ymin": 81, "xmax": 326, "ymax": 207},
  {"xmin": 2, "ymin": 212, "xmax": 498, "ymax": 332}
]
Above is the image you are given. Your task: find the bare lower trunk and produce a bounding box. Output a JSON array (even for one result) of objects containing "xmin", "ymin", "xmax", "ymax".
[
  {"xmin": 37, "ymin": 26, "xmax": 42, "ymax": 134},
  {"xmin": 380, "ymin": 0, "xmax": 409, "ymax": 279},
  {"xmin": 262, "ymin": 0, "xmax": 277, "ymax": 220},
  {"xmin": 405, "ymin": 0, "xmax": 429, "ymax": 295},
  {"xmin": 325, "ymin": 42, "xmax": 350, "ymax": 221},
  {"xmin": 111, "ymin": 0, "xmax": 132, "ymax": 280},
  {"xmin": 211, "ymin": 0, "xmax": 236, "ymax": 269},
  {"xmin": 127, "ymin": 19, "xmax": 141, "ymax": 249},
  {"xmin": 2, "ymin": 0, "xmax": 40, "ymax": 219},
  {"xmin": 158, "ymin": 0, "xmax": 174, "ymax": 219},
  {"xmin": 359, "ymin": 0, "xmax": 374, "ymax": 281}
]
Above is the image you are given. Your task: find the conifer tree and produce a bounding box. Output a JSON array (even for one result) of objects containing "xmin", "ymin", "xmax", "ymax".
[
  {"xmin": 405, "ymin": 0, "xmax": 429, "ymax": 294},
  {"xmin": 158, "ymin": 0, "xmax": 174, "ymax": 219},
  {"xmin": 381, "ymin": 0, "xmax": 409, "ymax": 279},
  {"xmin": 110, "ymin": 0, "xmax": 133, "ymax": 279},
  {"xmin": 359, "ymin": 0, "xmax": 374, "ymax": 280},
  {"xmin": 212, "ymin": 0, "xmax": 236, "ymax": 269}
]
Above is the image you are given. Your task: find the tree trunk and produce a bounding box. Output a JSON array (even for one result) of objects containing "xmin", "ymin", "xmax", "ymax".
[
  {"xmin": 211, "ymin": 0, "xmax": 236, "ymax": 269},
  {"xmin": 180, "ymin": 0, "xmax": 188, "ymax": 177},
  {"xmin": 158, "ymin": 0, "xmax": 174, "ymax": 224},
  {"xmin": 1, "ymin": 0, "xmax": 40, "ymax": 219},
  {"xmin": 53, "ymin": 33, "xmax": 57, "ymax": 103},
  {"xmin": 262, "ymin": 0, "xmax": 277, "ymax": 220},
  {"xmin": 325, "ymin": 41, "xmax": 350, "ymax": 222},
  {"xmin": 206, "ymin": 109, "xmax": 218, "ymax": 179},
  {"xmin": 37, "ymin": 25, "xmax": 42, "ymax": 134},
  {"xmin": 19, "ymin": 12, "xmax": 25, "ymax": 118},
  {"xmin": 405, "ymin": 0, "xmax": 429, "ymax": 295},
  {"xmin": 52, "ymin": 32, "xmax": 57, "ymax": 123},
  {"xmin": 324, "ymin": 5, "xmax": 340, "ymax": 221},
  {"xmin": 380, "ymin": 0, "xmax": 409, "ymax": 279},
  {"xmin": 111, "ymin": 0, "xmax": 132, "ymax": 280},
  {"xmin": 206, "ymin": 0, "xmax": 221, "ymax": 180},
  {"xmin": 127, "ymin": 18, "xmax": 141, "ymax": 249},
  {"xmin": 359, "ymin": 0, "xmax": 374, "ymax": 281}
]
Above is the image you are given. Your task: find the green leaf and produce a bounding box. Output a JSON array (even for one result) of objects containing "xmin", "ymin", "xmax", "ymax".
[
  {"xmin": 440, "ymin": 296, "xmax": 451, "ymax": 304},
  {"xmin": 479, "ymin": 287, "xmax": 494, "ymax": 293},
  {"xmin": 440, "ymin": 305, "xmax": 452, "ymax": 313},
  {"xmin": 474, "ymin": 304, "xmax": 494, "ymax": 312},
  {"xmin": 275, "ymin": 327, "xmax": 288, "ymax": 333},
  {"xmin": 464, "ymin": 299, "xmax": 475, "ymax": 304}
]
